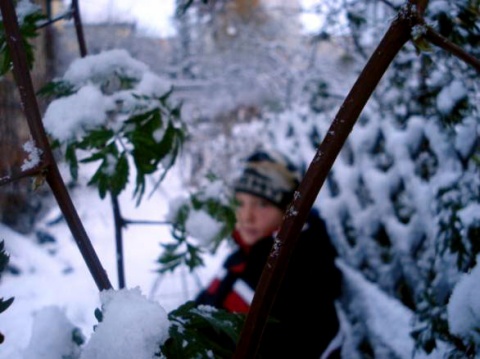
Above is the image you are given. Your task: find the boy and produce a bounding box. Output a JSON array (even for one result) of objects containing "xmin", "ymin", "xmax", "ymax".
[{"xmin": 195, "ymin": 148, "xmax": 342, "ymax": 358}]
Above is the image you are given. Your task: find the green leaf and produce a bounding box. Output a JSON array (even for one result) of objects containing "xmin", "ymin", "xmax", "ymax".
[
  {"xmin": 0, "ymin": 241, "xmax": 9, "ymax": 273},
  {"xmin": 0, "ymin": 241, "xmax": 14, "ymax": 315},
  {"xmin": 158, "ymin": 87, "xmax": 174, "ymax": 104},
  {"xmin": 0, "ymin": 10, "xmax": 46, "ymax": 76},
  {"xmin": 80, "ymin": 150, "xmax": 108, "ymax": 164},
  {"xmin": 124, "ymin": 107, "xmax": 185, "ymax": 203},
  {"xmin": 65, "ymin": 143, "xmax": 79, "ymax": 181},
  {"xmin": 110, "ymin": 153, "xmax": 130, "ymax": 196},
  {"xmin": 84, "ymin": 145, "xmax": 129, "ymax": 199},
  {"xmin": 0, "ymin": 297, "xmax": 14, "ymax": 314},
  {"xmin": 37, "ymin": 79, "xmax": 76, "ymax": 98},
  {"xmin": 156, "ymin": 245, "xmax": 184, "ymax": 273},
  {"xmin": 77, "ymin": 128, "xmax": 115, "ymax": 150},
  {"xmin": 71, "ymin": 327, "xmax": 85, "ymax": 346},
  {"xmin": 94, "ymin": 308, "xmax": 103, "ymax": 323},
  {"xmin": 185, "ymin": 243, "xmax": 204, "ymax": 270},
  {"xmin": 161, "ymin": 301, "xmax": 244, "ymax": 359}
]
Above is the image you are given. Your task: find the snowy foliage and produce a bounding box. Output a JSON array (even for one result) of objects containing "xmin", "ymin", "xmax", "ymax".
[
  {"xmin": 160, "ymin": 176, "xmax": 236, "ymax": 272},
  {"xmin": 80, "ymin": 288, "xmax": 169, "ymax": 359},
  {"xmin": 1, "ymin": 0, "xmax": 479, "ymax": 358},
  {"xmin": 40, "ymin": 49, "xmax": 186, "ymax": 203},
  {"xmin": 447, "ymin": 256, "xmax": 480, "ymax": 346},
  {"xmin": 22, "ymin": 288, "xmax": 170, "ymax": 359}
]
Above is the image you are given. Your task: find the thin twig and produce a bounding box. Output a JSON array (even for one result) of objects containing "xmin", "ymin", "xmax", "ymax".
[
  {"xmin": 36, "ymin": 10, "xmax": 73, "ymax": 29},
  {"xmin": 71, "ymin": 0, "xmax": 87, "ymax": 57},
  {"xmin": 0, "ymin": 164, "xmax": 48, "ymax": 187},
  {"xmin": 425, "ymin": 27, "xmax": 480, "ymax": 72},
  {"xmin": 123, "ymin": 219, "xmax": 171, "ymax": 226},
  {"xmin": 111, "ymin": 194, "xmax": 126, "ymax": 289}
]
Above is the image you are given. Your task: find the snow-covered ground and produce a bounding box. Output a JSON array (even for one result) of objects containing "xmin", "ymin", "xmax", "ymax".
[{"xmin": 0, "ymin": 162, "xmax": 230, "ymax": 359}]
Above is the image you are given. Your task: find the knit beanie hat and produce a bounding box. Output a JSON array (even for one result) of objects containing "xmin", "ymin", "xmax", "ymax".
[{"xmin": 233, "ymin": 149, "xmax": 302, "ymax": 209}]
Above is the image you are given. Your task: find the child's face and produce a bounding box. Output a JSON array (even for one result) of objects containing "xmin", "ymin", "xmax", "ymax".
[{"xmin": 234, "ymin": 192, "xmax": 284, "ymax": 246}]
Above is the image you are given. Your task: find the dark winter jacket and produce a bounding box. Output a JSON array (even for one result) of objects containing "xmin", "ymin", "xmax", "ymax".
[{"xmin": 195, "ymin": 209, "xmax": 342, "ymax": 358}]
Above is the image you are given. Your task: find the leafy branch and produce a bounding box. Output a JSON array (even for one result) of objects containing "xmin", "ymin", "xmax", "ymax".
[
  {"xmin": 157, "ymin": 176, "xmax": 236, "ymax": 273},
  {"xmin": 160, "ymin": 301, "xmax": 245, "ymax": 359}
]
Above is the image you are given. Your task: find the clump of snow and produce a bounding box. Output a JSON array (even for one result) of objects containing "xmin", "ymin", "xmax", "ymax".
[
  {"xmin": 428, "ymin": 0, "xmax": 451, "ymax": 16},
  {"xmin": 455, "ymin": 117, "xmax": 478, "ymax": 159},
  {"xmin": 21, "ymin": 140, "xmax": 42, "ymax": 171},
  {"xmin": 185, "ymin": 209, "xmax": 223, "ymax": 246},
  {"xmin": 80, "ymin": 287, "xmax": 169, "ymax": 359},
  {"xmin": 165, "ymin": 195, "xmax": 187, "ymax": 222},
  {"xmin": 63, "ymin": 49, "xmax": 148, "ymax": 86},
  {"xmin": 337, "ymin": 260, "xmax": 417, "ymax": 359},
  {"xmin": 136, "ymin": 72, "xmax": 171, "ymax": 99},
  {"xmin": 436, "ymin": 80, "xmax": 467, "ymax": 115},
  {"xmin": 447, "ymin": 256, "xmax": 480, "ymax": 343},
  {"xmin": 42, "ymin": 49, "xmax": 173, "ymax": 143},
  {"xmin": 43, "ymin": 84, "xmax": 112, "ymax": 142},
  {"xmin": 458, "ymin": 203, "xmax": 480, "ymax": 228},
  {"xmin": 22, "ymin": 306, "xmax": 82, "ymax": 359},
  {"xmin": 165, "ymin": 177, "xmax": 233, "ymax": 246},
  {"xmin": 411, "ymin": 24, "xmax": 427, "ymax": 40},
  {"xmin": 166, "ymin": 196, "xmax": 225, "ymax": 246},
  {"xmin": 7, "ymin": 0, "xmax": 41, "ymax": 23},
  {"xmin": 20, "ymin": 288, "xmax": 172, "ymax": 359},
  {"xmin": 197, "ymin": 179, "xmax": 232, "ymax": 206}
]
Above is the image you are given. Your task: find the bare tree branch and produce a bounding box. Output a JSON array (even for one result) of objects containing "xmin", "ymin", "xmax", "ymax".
[
  {"xmin": 425, "ymin": 27, "xmax": 480, "ymax": 72},
  {"xmin": 233, "ymin": 2, "xmax": 416, "ymax": 357},
  {"xmin": 0, "ymin": 164, "xmax": 48, "ymax": 187}
]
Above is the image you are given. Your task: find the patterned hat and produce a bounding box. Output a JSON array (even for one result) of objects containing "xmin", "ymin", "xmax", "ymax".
[{"xmin": 233, "ymin": 149, "xmax": 302, "ymax": 209}]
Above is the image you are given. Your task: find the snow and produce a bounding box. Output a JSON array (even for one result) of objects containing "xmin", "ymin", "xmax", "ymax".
[
  {"xmin": 447, "ymin": 256, "xmax": 480, "ymax": 343},
  {"xmin": 338, "ymin": 260, "xmax": 418, "ymax": 359},
  {"xmin": 1, "ymin": 0, "xmax": 40, "ymax": 23},
  {"xmin": 1, "ymin": 2, "xmax": 480, "ymax": 358},
  {"xmin": 1, "ymin": 79, "xmax": 478, "ymax": 359},
  {"xmin": 436, "ymin": 80, "xmax": 467, "ymax": 115},
  {"xmin": 20, "ymin": 140, "xmax": 42, "ymax": 171},
  {"xmin": 21, "ymin": 288, "xmax": 170, "ymax": 359},
  {"xmin": 0, "ymin": 162, "xmax": 228, "ymax": 359},
  {"xmin": 185, "ymin": 209, "xmax": 223, "ymax": 247},
  {"xmin": 43, "ymin": 84, "xmax": 110, "ymax": 142},
  {"xmin": 23, "ymin": 306, "xmax": 81, "ymax": 359},
  {"xmin": 62, "ymin": 49, "xmax": 148, "ymax": 85},
  {"xmin": 79, "ymin": 288, "xmax": 169, "ymax": 359},
  {"xmin": 455, "ymin": 116, "xmax": 479, "ymax": 159},
  {"xmin": 42, "ymin": 49, "xmax": 172, "ymax": 143}
]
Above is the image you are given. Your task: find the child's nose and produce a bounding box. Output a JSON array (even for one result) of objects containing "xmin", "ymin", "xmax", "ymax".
[{"xmin": 242, "ymin": 205, "xmax": 255, "ymax": 222}]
